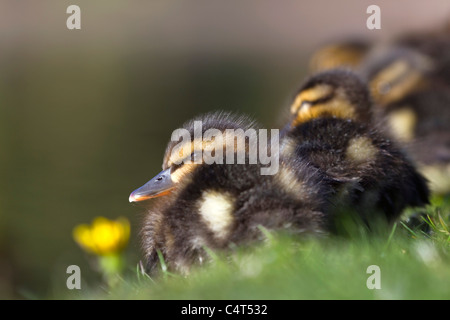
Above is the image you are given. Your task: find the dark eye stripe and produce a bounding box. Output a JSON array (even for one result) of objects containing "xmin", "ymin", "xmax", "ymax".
[
  {"xmin": 389, "ymin": 68, "xmax": 414, "ymax": 87},
  {"xmin": 310, "ymin": 92, "xmax": 335, "ymax": 105}
]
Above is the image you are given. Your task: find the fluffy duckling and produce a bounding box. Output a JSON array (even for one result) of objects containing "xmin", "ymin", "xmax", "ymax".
[
  {"xmin": 360, "ymin": 47, "xmax": 450, "ymax": 194},
  {"xmin": 281, "ymin": 69, "xmax": 430, "ymax": 228},
  {"xmin": 129, "ymin": 112, "xmax": 331, "ymax": 275},
  {"xmin": 361, "ymin": 47, "xmax": 435, "ymax": 107},
  {"xmin": 308, "ymin": 39, "xmax": 372, "ymax": 73},
  {"xmin": 395, "ymin": 21, "xmax": 450, "ymax": 84}
]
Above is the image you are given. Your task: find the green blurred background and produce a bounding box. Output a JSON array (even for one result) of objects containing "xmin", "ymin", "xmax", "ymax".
[{"xmin": 0, "ymin": 0, "xmax": 449, "ymax": 298}]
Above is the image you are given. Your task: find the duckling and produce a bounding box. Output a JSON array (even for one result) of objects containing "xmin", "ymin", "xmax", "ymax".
[
  {"xmin": 394, "ymin": 21, "xmax": 450, "ymax": 84},
  {"xmin": 360, "ymin": 47, "xmax": 435, "ymax": 107},
  {"xmin": 129, "ymin": 112, "xmax": 331, "ymax": 275},
  {"xmin": 360, "ymin": 47, "xmax": 450, "ymax": 194},
  {"xmin": 308, "ymin": 39, "xmax": 372, "ymax": 73},
  {"xmin": 281, "ymin": 69, "xmax": 430, "ymax": 228}
]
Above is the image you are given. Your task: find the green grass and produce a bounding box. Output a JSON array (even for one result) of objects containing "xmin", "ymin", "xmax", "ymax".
[{"xmin": 67, "ymin": 196, "xmax": 450, "ymax": 300}]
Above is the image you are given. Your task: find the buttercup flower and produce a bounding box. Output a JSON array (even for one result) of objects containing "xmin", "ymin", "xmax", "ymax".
[
  {"xmin": 73, "ymin": 216, "xmax": 130, "ymax": 256},
  {"xmin": 73, "ymin": 216, "xmax": 130, "ymax": 287}
]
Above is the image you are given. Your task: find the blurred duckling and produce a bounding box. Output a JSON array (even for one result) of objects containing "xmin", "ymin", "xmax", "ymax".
[
  {"xmin": 361, "ymin": 47, "xmax": 434, "ymax": 107},
  {"xmin": 309, "ymin": 39, "xmax": 372, "ymax": 73},
  {"xmin": 129, "ymin": 112, "xmax": 331, "ymax": 275},
  {"xmin": 395, "ymin": 21, "xmax": 450, "ymax": 84},
  {"xmin": 281, "ymin": 69, "xmax": 430, "ymax": 228},
  {"xmin": 360, "ymin": 47, "xmax": 450, "ymax": 194}
]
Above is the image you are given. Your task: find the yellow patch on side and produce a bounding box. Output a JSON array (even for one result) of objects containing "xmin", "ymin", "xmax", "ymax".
[
  {"xmin": 280, "ymin": 137, "xmax": 297, "ymax": 157},
  {"xmin": 198, "ymin": 191, "xmax": 235, "ymax": 240},
  {"xmin": 275, "ymin": 166, "xmax": 308, "ymax": 200},
  {"xmin": 387, "ymin": 107, "xmax": 417, "ymax": 142},
  {"xmin": 420, "ymin": 164, "xmax": 450, "ymax": 195},
  {"xmin": 345, "ymin": 136, "xmax": 378, "ymax": 163}
]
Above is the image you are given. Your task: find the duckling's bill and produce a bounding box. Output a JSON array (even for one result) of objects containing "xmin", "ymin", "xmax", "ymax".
[{"xmin": 129, "ymin": 168, "xmax": 174, "ymax": 202}]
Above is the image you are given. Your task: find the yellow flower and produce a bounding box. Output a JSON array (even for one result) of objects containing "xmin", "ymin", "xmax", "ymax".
[{"xmin": 73, "ymin": 217, "xmax": 130, "ymax": 256}]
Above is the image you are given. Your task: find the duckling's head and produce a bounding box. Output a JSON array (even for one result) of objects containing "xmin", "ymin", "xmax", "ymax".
[
  {"xmin": 361, "ymin": 47, "xmax": 433, "ymax": 105},
  {"xmin": 309, "ymin": 40, "xmax": 371, "ymax": 73},
  {"xmin": 289, "ymin": 69, "xmax": 373, "ymax": 127},
  {"xmin": 129, "ymin": 112, "xmax": 257, "ymax": 202}
]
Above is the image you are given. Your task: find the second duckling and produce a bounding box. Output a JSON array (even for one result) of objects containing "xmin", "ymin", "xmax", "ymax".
[
  {"xmin": 281, "ymin": 69, "xmax": 430, "ymax": 229},
  {"xmin": 361, "ymin": 46, "xmax": 450, "ymax": 194}
]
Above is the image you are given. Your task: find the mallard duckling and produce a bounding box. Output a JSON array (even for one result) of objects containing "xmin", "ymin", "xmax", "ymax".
[
  {"xmin": 309, "ymin": 39, "xmax": 372, "ymax": 73},
  {"xmin": 360, "ymin": 47, "xmax": 450, "ymax": 194},
  {"xmin": 129, "ymin": 112, "xmax": 331, "ymax": 275},
  {"xmin": 361, "ymin": 47, "xmax": 435, "ymax": 107},
  {"xmin": 281, "ymin": 69, "xmax": 430, "ymax": 228},
  {"xmin": 395, "ymin": 21, "xmax": 450, "ymax": 84}
]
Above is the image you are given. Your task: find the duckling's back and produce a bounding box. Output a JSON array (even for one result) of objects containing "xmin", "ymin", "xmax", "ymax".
[{"xmin": 284, "ymin": 117, "xmax": 429, "ymax": 223}]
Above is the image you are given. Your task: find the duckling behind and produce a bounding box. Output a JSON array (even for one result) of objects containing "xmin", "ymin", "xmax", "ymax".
[
  {"xmin": 361, "ymin": 47, "xmax": 450, "ymax": 194},
  {"xmin": 308, "ymin": 39, "xmax": 372, "ymax": 73},
  {"xmin": 281, "ymin": 69, "xmax": 430, "ymax": 229},
  {"xmin": 395, "ymin": 21, "xmax": 450, "ymax": 84}
]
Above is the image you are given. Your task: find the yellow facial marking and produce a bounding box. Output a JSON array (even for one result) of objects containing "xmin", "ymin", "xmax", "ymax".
[
  {"xmin": 310, "ymin": 45, "xmax": 366, "ymax": 72},
  {"xmin": 165, "ymin": 141, "xmax": 193, "ymax": 168},
  {"xmin": 345, "ymin": 137, "xmax": 378, "ymax": 163},
  {"xmin": 170, "ymin": 162, "xmax": 197, "ymax": 183},
  {"xmin": 166, "ymin": 135, "xmax": 234, "ymax": 168},
  {"xmin": 387, "ymin": 107, "xmax": 417, "ymax": 142},
  {"xmin": 198, "ymin": 191, "xmax": 234, "ymax": 240},
  {"xmin": 165, "ymin": 131, "xmax": 255, "ymax": 184},
  {"xmin": 291, "ymin": 87, "xmax": 355, "ymax": 127},
  {"xmin": 165, "ymin": 139, "xmax": 210, "ymax": 169},
  {"xmin": 370, "ymin": 60, "xmax": 425, "ymax": 105},
  {"xmin": 290, "ymin": 84, "xmax": 333, "ymax": 114}
]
